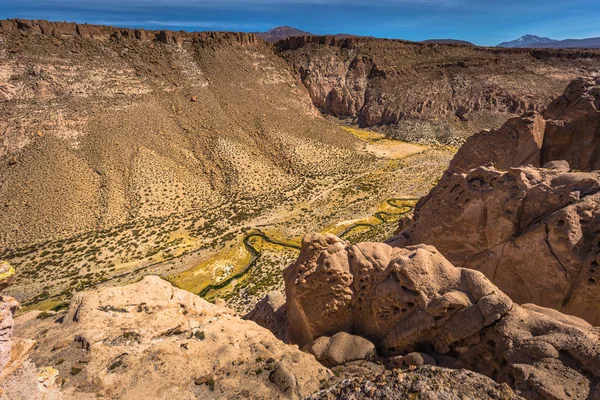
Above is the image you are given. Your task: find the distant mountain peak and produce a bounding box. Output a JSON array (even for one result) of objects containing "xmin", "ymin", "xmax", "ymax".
[
  {"xmin": 254, "ymin": 26, "xmax": 312, "ymax": 42},
  {"xmin": 266, "ymin": 26, "xmax": 305, "ymax": 34},
  {"xmin": 498, "ymin": 34, "xmax": 558, "ymax": 48}
]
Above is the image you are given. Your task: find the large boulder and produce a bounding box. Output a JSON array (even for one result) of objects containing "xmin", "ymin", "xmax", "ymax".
[
  {"xmin": 13, "ymin": 276, "xmax": 331, "ymax": 400},
  {"xmin": 284, "ymin": 233, "xmax": 600, "ymax": 399},
  {"xmin": 542, "ymin": 77, "xmax": 600, "ymax": 172},
  {"xmin": 391, "ymin": 164, "xmax": 600, "ymax": 324},
  {"xmin": 448, "ymin": 112, "xmax": 546, "ymax": 174},
  {"xmin": 303, "ymin": 332, "xmax": 376, "ymax": 367},
  {"xmin": 285, "ymin": 234, "xmax": 513, "ymax": 350},
  {"xmin": 446, "ymin": 76, "xmax": 600, "ymax": 174}
]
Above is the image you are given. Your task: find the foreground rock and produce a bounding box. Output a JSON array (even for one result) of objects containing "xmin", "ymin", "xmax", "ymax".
[
  {"xmin": 303, "ymin": 332, "xmax": 376, "ymax": 367},
  {"xmin": 13, "ymin": 276, "xmax": 331, "ymax": 399},
  {"xmin": 284, "ymin": 234, "xmax": 600, "ymax": 399},
  {"xmin": 0, "ymin": 262, "xmax": 62, "ymax": 399},
  {"xmin": 391, "ymin": 163, "xmax": 600, "ymax": 324},
  {"xmin": 309, "ymin": 366, "xmax": 521, "ymax": 400}
]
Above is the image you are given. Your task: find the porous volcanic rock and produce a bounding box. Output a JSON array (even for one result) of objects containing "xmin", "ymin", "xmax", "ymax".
[
  {"xmin": 284, "ymin": 233, "xmax": 600, "ymax": 399},
  {"xmin": 391, "ymin": 77, "xmax": 600, "ymax": 324},
  {"xmin": 284, "ymin": 234, "xmax": 513, "ymax": 350},
  {"xmin": 391, "ymin": 164, "xmax": 600, "ymax": 323},
  {"xmin": 13, "ymin": 276, "xmax": 331, "ymax": 399}
]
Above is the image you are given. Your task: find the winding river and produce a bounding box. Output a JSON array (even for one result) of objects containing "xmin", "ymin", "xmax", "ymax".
[{"xmin": 198, "ymin": 197, "xmax": 418, "ymax": 298}]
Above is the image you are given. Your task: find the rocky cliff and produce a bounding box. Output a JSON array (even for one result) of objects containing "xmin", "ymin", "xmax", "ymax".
[
  {"xmin": 0, "ymin": 19, "xmax": 261, "ymax": 47},
  {"xmin": 277, "ymin": 36, "xmax": 600, "ymax": 143}
]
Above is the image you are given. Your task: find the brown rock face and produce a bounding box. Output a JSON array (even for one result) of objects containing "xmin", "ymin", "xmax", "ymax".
[
  {"xmin": 284, "ymin": 234, "xmax": 600, "ymax": 399},
  {"xmin": 447, "ymin": 112, "xmax": 546, "ymax": 174},
  {"xmin": 284, "ymin": 234, "xmax": 513, "ymax": 352},
  {"xmin": 278, "ymin": 37, "xmax": 600, "ymax": 138},
  {"xmin": 542, "ymin": 77, "xmax": 600, "ymax": 171},
  {"xmin": 393, "ymin": 77, "xmax": 600, "ymax": 324},
  {"xmin": 448, "ymin": 76, "xmax": 600, "ymax": 174},
  {"xmin": 392, "ymin": 164, "xmax": 600, "ymax": 323},
  {"xmin": 0, "ymin": 19, "xmax": 260, "ymax": 47},
  {"xmin": 243, "ymin": 291, "xmax": 288, "ymax": 342}
]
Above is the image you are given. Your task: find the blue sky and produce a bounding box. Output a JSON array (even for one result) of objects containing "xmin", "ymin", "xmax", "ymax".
[{"xmin": 2, "ymin": 0, "xmax": 600, "ymax": 46}]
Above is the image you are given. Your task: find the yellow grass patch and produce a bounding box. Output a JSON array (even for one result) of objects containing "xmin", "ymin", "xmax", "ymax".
[{"xmin": 168, "ymin": 239, "xmax": 254, "ymax": 294}]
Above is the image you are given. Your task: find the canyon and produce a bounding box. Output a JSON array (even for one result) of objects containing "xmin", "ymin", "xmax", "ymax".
[{"xmin": 1, "ymin": 18, "xmax": 600, "ymax": 399}]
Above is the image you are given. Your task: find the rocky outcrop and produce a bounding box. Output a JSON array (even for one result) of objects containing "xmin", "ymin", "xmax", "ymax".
[
  {"xmin": 13, "ymin": 276, "xmax": 331, "ymax": 399},
  {"xmin": 284, "ymin": 234, "xmax": 514, "ymax": 351},
  {"xmin": 284, "ymin": 233, "xmax": 600, "ymax": 399},
  {"xmin": 309, "ymin": 366, "xmax": 520, "ymax": 400},
  {"xmin": 279, "ymin": 38, "xmax": 600, "ymax": 132},
  {"xmin": 244, "ymin": 291, "xmax": 288, "ymax": 342},
  {"xmin": 393, "ymin": 164, "xmax": 600, "ymax": 324},
  {"xmin": 0, "ymin": 263, "xmax": 62, "ymax": 399},
  {"xmin": 542, "ymin": 76, "xmax": 600, "ymax": 171},
  {"xmin": 448, "ymin": 76, "xmax": 600, "ymax": 173},
  {"xmin": 392, "ymin": 77, "xmax": 600, "ymax": 324},
  {"xmin": 0, "ymin": 19, "xmax": 261, "ymax": 47},
  {"xmin": 447, "ymin": 112, "xmax": 546, "ymax": 174}
]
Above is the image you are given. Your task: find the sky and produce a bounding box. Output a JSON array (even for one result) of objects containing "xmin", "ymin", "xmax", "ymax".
[{"xmin": 2, "ymin": 0, "xmax": 600, "ymax": 46}]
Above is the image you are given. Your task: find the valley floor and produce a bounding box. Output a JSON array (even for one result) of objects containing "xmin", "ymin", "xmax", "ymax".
[{"xmin": 3, "ymin": 127, "xmax": 453, "ymax": 313}]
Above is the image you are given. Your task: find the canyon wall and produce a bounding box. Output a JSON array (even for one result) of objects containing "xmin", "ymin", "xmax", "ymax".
[{"xmin": 277, "ymin": 35, "xmax": 600, "ymax": 142}]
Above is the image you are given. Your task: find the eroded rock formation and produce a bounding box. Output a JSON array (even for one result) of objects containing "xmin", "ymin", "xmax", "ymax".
[
  {"xmin": 0, "ymin": 262, "xmax": 62, "ymax": 399},
  {"xmin": 542, "ymin": 76, "xmax": 600, "ymax": 171},
  {"xmin": 447, "ymin": 76, "xmax": 600, "ymax": 173},
  {"xmin": 243, "ymin": 291, "xmax": 288, "ymax": 342},
  {"xmin": 13, "ymin": 276, "xmax": 330, "ymax": 399},
  {"xmin": 284, "ymin": 233, "xmax": 600, "ymax": 399},
  {"xmin": 279, "ymin": 37, "xmax": 600, "ymax": 138},
  {"xmin": 391, "ymin": 164, "xmax": 600, "ymax": 323},
  {"xmin": 393, "ymin": 77, "xmax": 600, "ymax": 324}
]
